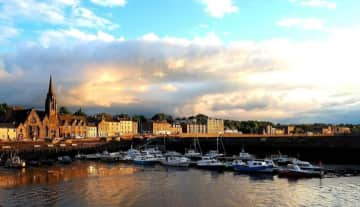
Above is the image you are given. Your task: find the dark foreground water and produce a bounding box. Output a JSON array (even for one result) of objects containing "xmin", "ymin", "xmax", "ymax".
[{"xmin": 0, "ymin": 161, "xmax": 359, "ymax": 207}]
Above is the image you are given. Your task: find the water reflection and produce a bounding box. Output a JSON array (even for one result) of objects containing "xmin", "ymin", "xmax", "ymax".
[
  {"xmin": 0, "ymin": 162, "xmax": 359, "ymax": 207},
  {"xmin": 0, "ymin": 161, "xmax": 138, "ymax": 188}
]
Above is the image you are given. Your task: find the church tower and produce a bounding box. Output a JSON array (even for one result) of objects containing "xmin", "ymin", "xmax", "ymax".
[{"xmin": 45, "ymin": 75, "xmax": 57, "ymax": 117}]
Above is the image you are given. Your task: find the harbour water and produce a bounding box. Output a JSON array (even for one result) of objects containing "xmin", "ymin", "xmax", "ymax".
[{"xmin": 0, "ymin": 161, "xmax": 359, "ymax": 207}]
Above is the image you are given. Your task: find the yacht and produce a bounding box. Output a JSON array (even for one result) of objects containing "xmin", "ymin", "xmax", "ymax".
[
  {"xmin": 164, "ymin": 151, "xmax": 182, "ymax": 157},
  {"xmin": 161, "ymin": 156, "xmax": 191, "ymax": 167},
  {"xmin": 196, "ymin": 156, "xmax": 225, "ymax": 171},
  {"xmin": 233, "ymin": 160, "xmax": 275, "ymax": 173},
  {"xmin": 85, "ymin": 153, "xmax": 101, "ymax": 160},
  {"xmin": 122, "ymin": 148, "xmax": 142, "ymax": 162}
]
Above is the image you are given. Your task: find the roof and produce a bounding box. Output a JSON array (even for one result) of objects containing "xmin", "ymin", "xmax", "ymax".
[
  {"xmin": 59, "ymin": 114, "xmax": 87, "ymax": 125},
  {"xmin": 0, "ymin": 123, "xmax": 16, "ymax": 128}
]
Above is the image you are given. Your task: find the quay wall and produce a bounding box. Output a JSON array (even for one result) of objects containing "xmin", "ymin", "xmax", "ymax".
[{"xmin": 146, "ymin": 135, "xmax": 360, "ymax": 164}]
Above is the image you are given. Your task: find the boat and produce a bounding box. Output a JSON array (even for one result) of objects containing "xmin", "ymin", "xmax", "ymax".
[
  {"xmin": 291, "ymin": 159, "xmax": 322, "ymax": 172},
  {"xmin": 205, "ymin": 150, "xmax": 224, "ymax": 158},
  {"xmin": 5, "ymin": 154, "xmax": 26, "ymax": 169},
  {"xmin": 161, "ymin": 156, "xmax": 190, "ymax": 167},
  {"xmin": 185, "ymin": 138, "xmax": 202, "ymax": 160},
  {"xmin": 75, "ymin": 153, "xmax": 87, "ymax": 160},
  {"xmin": 164, "ymin": 151, "xmax": 182, "ymax": 157},
  {"xmin": 205, "ymin": 137, "xmax": 225, "ymax": 158},
  {"xmin": 100, "ymin": 152, "xmax": 122, "ymax": 162},
  {"xmin": 133, "ymin": 154, "xmax": 158, "ymax": 165},
  {"xmin": 278, "ymin": 164, "xmax": 323, "ymax": 178},
  {"xmin": 196, "ymin": 156, "xmax": 225, "ymax": 171},
  {"xmin": 237, "ymin": 147, "xmax": 255, "ymax": 161},
  {"xmin": 85, "ymin": 153, "xmax": 102, "ymax": 160},
  {"xmin": 185, "ymin": 149, "xmax": 202, "ymax": 159},
  {"xmin": 58, "ymin": 156, "xmax": 72, "ymax": 164},
  {"xmin": 233, "ymin": 160, "xmax": 275, "ymax": 173}
]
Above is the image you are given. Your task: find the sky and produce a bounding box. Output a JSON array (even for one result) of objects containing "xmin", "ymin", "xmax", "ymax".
[{"xmin": 1, "ymin": 0, "xmax": 360, "ymax": 123}]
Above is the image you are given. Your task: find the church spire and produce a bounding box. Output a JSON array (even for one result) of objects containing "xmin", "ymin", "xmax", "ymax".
[
  {"xmin": 48, "ymin": 75, "xmax": 55, "ymax": 95},
  {"xmin": 45, "ymin": 75, "xmax": 57, "ymax": 117}
]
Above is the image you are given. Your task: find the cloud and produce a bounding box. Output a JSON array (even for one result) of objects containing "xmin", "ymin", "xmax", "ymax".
[
  {"xmin": 0, "ymin": 25, "xmax": 19, "ymax": 42},
  {"xmin": 1, "ymin": 27, "xmax": 360, "ymax": 123},
  {"xmin": 290, "ymin": 0, "xmax": 336, "ymax": 9},
  {"xmin": 277, "ymin": 17, "xmax": 324, "ymax": 30},
  {"xmin": 90, "ymin": 0, "xmax": 126, "ymax": 7},
  {"xmin": 199, "ymin": 0, "xmax": 238, "ymax": 18},
  {"xmin": 0, "ymin": 0, "xmax": 118, "ymax": 30}
]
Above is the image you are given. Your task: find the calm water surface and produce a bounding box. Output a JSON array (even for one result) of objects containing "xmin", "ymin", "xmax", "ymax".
[{"xmin": 0, "ymin": 161, "xmax": 359, "ymax": 207}]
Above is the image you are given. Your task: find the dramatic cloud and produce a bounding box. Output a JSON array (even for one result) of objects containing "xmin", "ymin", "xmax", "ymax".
[
  {"xmin": 199, "ymin": 0, "xmax": 238, "ymax": 18},
  {"xmin": 290, "ymin": 0, "xmax": 337, "ymax": 9},
  {"xmin": 1, "ymin": 25, "xmax": 360, "ymax": 123},
  {"xmin": 277, "ymin": 17, "xmax": 324, "ymax": 30}
]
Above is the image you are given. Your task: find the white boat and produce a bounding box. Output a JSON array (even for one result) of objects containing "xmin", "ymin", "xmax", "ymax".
[
  {"xmin": 238, "ymin": 148, "xmax": 255, "ymax": 161},
  {"xmin": 122, "ymin": 148, "xmax": 141, "ymax": 161},
  {"xmin": 5, "ymin": 154, "xmax": 26, "ymax": 169},
  {"xmin": 133, "ymin": 154, "xmax": 158, "ymax": 165},
  {"xmin": 185, "ymin": 150, "xmax": 202, "ymax": 159},
  {"xmin": 101, "ymin": 152, "xmax": 122, "ymax": 162},
  {"xmin": 75, "ymin": 153, "xmax": 86, "ymax": 160},
  {"xmin": 196, "ymin": 156, "xmax": 225, "ymax": 171},
  {"xmin": 205, "ymin": 150, "xmax": 224, "ymax": 158},
  {"xmin": 291, "ymin": 159, "xmax": 322, "ymax": 171},
  {"xmin": 233, "ymin": 160, "xmax": 275, "ymax": 173},
  {"xmin": 164, "ymin": 151, "xmax": 182, "ymax": 157},
  {"xmin": 85, "ymin": 153, "xmax": 101, "ymax": 160},
  {"xmin": 161, "ymin": 156, "xmax": 190, "ymax": 167}
]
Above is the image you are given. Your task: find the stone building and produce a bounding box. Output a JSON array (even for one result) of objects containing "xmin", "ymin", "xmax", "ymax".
[{"xmin": 0, "ymin": 76, "xmax": 88, "ymax": 140}]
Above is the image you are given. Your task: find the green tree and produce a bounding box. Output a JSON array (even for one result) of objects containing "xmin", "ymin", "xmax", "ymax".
[
  {"xmin": 132, "ymin": 114, "xmax": 147, "ymax": 122},
  {"xmin": 151, "ymin": 113, "xmax": 173, "ymax": 123},
  {"xmin": 59, "ymin": 106, "xmax": 71, "ymax": 115},
  {"xmin": 74, "ymin": 108, "xmax": 87, "ymax": 116}
]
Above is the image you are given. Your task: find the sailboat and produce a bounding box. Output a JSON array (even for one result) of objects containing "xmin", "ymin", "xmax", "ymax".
[
  {"xmin": 205, "ymin": 136, "xmax": 225, "ymax": 158},
  {"xmin": 185, "ymin": 137, "xmax": 202, "ymax": 159}
]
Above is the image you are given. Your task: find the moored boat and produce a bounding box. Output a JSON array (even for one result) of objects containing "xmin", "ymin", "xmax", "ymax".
[
  {"xmin": 133, "ymin": 154, "xmax": 158, "ymax": 165},
  {"xmin": 278, "ymin": 164, "xmax": 323, "ymax": 178},
  {"xmin": 196, "ymin": 156, "xmax": 225, "ymax": 171},
  {"xmin": 161, "ymin": 156, "xmax": 190, "ymax": 167},
  {"xmin": 5, "ymin": 154, "xmax": 26, "ymax": 169},
  {"xmin": 58, "ymin": 156, "xmax": 72, "ymax": 164},
  {"xmin": 233, "ymin": 160, "xmax": 275, "ymax": 173}
]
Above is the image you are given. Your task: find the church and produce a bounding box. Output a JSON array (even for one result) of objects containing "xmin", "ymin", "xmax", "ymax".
[{"xmin": 0, "ymin": 76, "xmax": 87, "ymax": 141}]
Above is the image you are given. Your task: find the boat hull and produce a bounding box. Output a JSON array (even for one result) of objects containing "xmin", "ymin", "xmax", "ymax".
[
  {"xmin": 233, "ymin": 165, "xmax": 274, "ymax": 173},
  {"xmin": 134, "ymin": 160, "xmax": 157, "ymax": 165},
  {"xmin": 197, "ymin": 164, "xmax": 226, "ymax": 171}
]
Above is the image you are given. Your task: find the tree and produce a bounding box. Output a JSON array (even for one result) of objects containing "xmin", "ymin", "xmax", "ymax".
[
  {"xmin": 114, "ymin": 113, "xmax": 131, "ymax": 120},
  {"xmin": 59, "ymin": 106, "xmax": 71, "ymax": 115},
  {"xmin": 151, "ymin": 113, "xmax": 173, "ymax": 123},
  {"xmin": 73, "ymin": 108, "xmax": 87, "ymax": 116},
  {"xmin": 132, "ymin": 114, "xmax": 147, "ymax": 122}
]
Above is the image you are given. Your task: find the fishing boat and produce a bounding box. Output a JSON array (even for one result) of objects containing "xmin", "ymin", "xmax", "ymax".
[
  {"xmin": 58, "ymin": 156, "xmax": 72, "ymax": 164},
  {"xmin": 233, "ymin": 160, "xmax": 275, "ymax": 173},
  {"xmin": 278, "ymin": 164, "xmax": 323, "ymax": 178},
  {"xmin": 196, "ymin": 156, "xmax": 225, "ymax": 171},
  {"xmin": 5, "ymin": 154, "xmax": 26, "ymax": 169},
  {"xmin": 161, "ymin": 156, "xmax": 190, "ymax": 167},
  {"xmin": 133, "ymin": 154, "xmax": 158, "ymax": 165}
]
